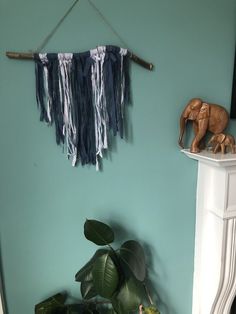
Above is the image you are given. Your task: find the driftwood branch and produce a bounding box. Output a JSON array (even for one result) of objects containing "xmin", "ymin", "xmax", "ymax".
[
  {"xmin": 129, "ymin": 52, "xmax": 154, "ymax": 71},
  {"xmin": 6, "ymin": 51, "xmax": 154, "ymax": 71},
  {"xmin": 6, "ymin": 52, "xmax": 34, "ymax": 60}
]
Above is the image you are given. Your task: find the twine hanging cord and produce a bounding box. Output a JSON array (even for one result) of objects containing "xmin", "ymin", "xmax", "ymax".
[
  {"xmin": 86, "ymin": 0, "xmax": 128, "ymax": 48},
  {"xmin": 86, "ymin": 0, "xmax": 153, "ymax": 70},
  {"xmin": 35, "ymin": 0, "xmax": 80, "ymax": 53},
  {"xmin": 5, "ymin": 0, "xmax": 154, "ymax": 70}
]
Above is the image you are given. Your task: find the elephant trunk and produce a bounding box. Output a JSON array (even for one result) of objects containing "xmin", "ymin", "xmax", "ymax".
[{"xmin": 178, "ymin": 114, "xmax": 187, "ymax": 148}]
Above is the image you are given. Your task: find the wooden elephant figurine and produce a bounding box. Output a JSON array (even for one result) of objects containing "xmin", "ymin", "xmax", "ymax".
[
  {"xmin": 208, "ymin": 133, "xmax": 236, "ymax": 154},
  {"xmin": 178, "ymin": 98, "xmax": 229, "ymax": 153}
]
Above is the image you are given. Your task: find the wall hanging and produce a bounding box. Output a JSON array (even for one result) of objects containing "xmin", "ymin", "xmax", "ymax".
[{"xmin": 6, "ymin": 0, "xmax": 154, "ymax": 170}]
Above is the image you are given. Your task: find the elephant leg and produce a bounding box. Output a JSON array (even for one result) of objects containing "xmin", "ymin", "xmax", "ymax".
[
  {"xmin": 221, "ymin": 144, "xmax": 226, "ymax": 154},
  {"xmin": 193, "ymin": 121, "xmax": 204, "ymax": 149},
  {"xmin": 213, "ymin": 143, "xmax": 220, "ymax": 153},
  {"xmin": 231, "ymin": 144, "xmax": 236, "ymax": 154},
  {"xmin": 190, "ymin": 119, "xmax": 208, "ymax": 153},
  {"xmin": 193, "ymin": 121, "xmax": 206, "ymax": 149},
  {"xmin": 193, "ymin": 121, "xmax": 199, "ymax": 135}
]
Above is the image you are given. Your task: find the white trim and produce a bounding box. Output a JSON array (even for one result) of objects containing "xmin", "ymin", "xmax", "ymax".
[
  {"xmin": 183, "ymin": 149, "xmax": 236, "ymax": 314},
  {"xmin": 211, "ymin": 219, "xmax": 236, "ymax": 313},
  {"xmin": 182, "ymin": 149, "xmax": 236, "ymax": 167}
]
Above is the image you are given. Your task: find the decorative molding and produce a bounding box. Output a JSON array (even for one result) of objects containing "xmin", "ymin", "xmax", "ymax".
[
  {"xmin": 183, "ymin": 150, "xmax": 236, "ymax": 314},
  {"xmin": 211, "ymin": 219, "xmax": 236, "ymax": 313}
]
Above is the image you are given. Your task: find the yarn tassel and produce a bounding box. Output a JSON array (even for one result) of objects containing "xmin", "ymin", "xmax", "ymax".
[
  {"xmin": 120, "ymin": 48, "xmax": 130, "ymax": 118},
  {"xmin": 90, "ymin": 47, "xmax": 108, "ymax": 170},
  {"xmin": 103, "ymin": 48, "xmax": 117, "ymax": 137},
  {"xmin": 49, "ymin": 54, "xmax": 65, "ymax": 145},
  {"xmin": 74, "ymin": 54, "xmax": 96, "ymax": 166},
  {"xmin": 123, "ymin": 50, "xmax": 131, "ymax": 107},
  {"xmin": 58, "ymin": 53, "xmax": 78, "ymax": 166},
  {"xmin": 116, "ymin": 47, "xmax": 130, "ymax": 138},
  {"xmin": 103, "ymin": 46, "xmax": 130, "ymax": 139},
  {"xmin": 34, "ymin": 53, "xmax": 52, "ymax": 123}
]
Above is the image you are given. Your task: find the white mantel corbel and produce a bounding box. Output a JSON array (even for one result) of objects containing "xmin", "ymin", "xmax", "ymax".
[{"xmin": 182, "ymin": 149, "xmax": 236, "ymax": 314}]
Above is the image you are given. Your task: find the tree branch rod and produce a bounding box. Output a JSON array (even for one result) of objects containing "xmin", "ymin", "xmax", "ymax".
[{"xmin": 6, "ymin": 51, "xmax": 154, "ymax": 71}]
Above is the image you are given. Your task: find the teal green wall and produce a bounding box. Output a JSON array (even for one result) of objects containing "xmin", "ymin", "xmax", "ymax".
[{"xmin": 0, "ymin": 0, "xmax": 236, "ymax": 313}]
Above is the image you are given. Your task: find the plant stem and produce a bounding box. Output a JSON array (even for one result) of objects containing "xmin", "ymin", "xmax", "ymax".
[
  {"xmin": 108, "ymin": 244, "xmax": 117, "ymax": 256},
  {"xmin": 108, "ymin": 245, "xmax": 123, "ymax": 270}
]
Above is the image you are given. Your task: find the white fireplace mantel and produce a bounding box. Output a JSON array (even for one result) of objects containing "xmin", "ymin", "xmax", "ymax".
[{"xmin": 182, "ymin": 149, "xmax": 236, "ymax": 314}]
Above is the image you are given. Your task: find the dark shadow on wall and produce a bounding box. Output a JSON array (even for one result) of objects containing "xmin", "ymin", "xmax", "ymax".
[
  {"xmin": 107, "ymin": 220, "xmax": 177, "ymax": 314},
  {"xmin": 142, "ymin": 242, "xmax": 178, "ymax": 314}
]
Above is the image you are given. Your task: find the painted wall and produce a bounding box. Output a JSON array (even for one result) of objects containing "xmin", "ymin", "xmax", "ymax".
[{"xmin": 0, "ymin": 0, "xmax": 235, "ymax": 313}]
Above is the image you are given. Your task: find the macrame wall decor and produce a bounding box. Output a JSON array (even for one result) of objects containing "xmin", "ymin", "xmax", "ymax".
[{"xmin": 6, "ymin": 0, "xmax": 154, "ymax": 170}]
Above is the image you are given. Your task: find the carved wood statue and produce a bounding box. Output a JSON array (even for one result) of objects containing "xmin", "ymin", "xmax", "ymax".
[
  {"xmin": 208, "ymin": 133, "xmax": 236, "ymax": 154},
  {"xmin": 178, "ymin": 98, "xmax": 229, "ymax": 153}
]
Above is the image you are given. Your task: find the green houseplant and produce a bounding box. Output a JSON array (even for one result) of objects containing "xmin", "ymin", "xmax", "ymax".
[
  {"xmin": 75, "ymin": 219, "xmax": 160, "ymax": 314},
  {"xmin": 35, "ymin": 219, "xmax": 160, "ymax": 314}
]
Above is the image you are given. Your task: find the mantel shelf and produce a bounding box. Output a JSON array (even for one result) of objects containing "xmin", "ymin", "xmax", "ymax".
[{"xmin": 182, "ymin": 149, "xmax": 236, "ymax": 167}]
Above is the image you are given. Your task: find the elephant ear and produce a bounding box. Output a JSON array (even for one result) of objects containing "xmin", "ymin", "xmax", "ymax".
[
  {"xmin": 190, "ymin": 98, "xmax": 202, "ymax": 110},
  {"xmin": 199, "ymin": 103, "xmax": 210, "ymax": 119}
]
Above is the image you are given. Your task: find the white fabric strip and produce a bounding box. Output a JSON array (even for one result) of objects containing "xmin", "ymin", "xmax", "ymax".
[
  {"xmin": 39, "ymin": 53, "xmax": 52, "ymax": 123},
  {"xmin": 58, "ymin": 53, "xmax": 77, "ymax": 166},
  {"xmin": 90, "ymin": 46, "xmax": 108, "ymax": 170},
  {"xmin": 119, "ymin": 48, "xmax": 128, "ymax": 118}
]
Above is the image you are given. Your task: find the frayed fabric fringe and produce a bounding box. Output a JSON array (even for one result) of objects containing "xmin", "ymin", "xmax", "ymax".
[{"xmin": 34, "ymin": 46, "xmax": 131, "ymax": 169}]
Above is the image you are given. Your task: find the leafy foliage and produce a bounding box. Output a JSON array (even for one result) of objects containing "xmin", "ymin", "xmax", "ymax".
[
  {"xmin": 35, "ymin": 293, "xmax": 88, "ymax": 314},
  {"xmin": 35, "ymin": 293, "xmax": 66, "ymax": 314},
  {"xmin": 111, "ymin": 277, "xmax": 144, "ymax": 314},
  {"xmin": 76, "ymin": 219, "xmax": 160, "ymax": 313},
  {"xmin": 35, "ymin": 219, "xmax": 160, "ymax": 314}
]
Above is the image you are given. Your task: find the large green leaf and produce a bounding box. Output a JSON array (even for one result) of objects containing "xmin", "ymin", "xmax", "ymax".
[
  {"xmin": 92, "ymin": 252, "xmax": 119, "ymax": 298},
  {"xmin": 75, "ymin": 263, "xmax": 93, "ymax": 283},
  {"xmin": 81, "ymin": 281, "xmax": 98, "ymax": 300},
  {"xmin": 35, "ymin": 293, "xmax": 66, "ymax": 314},
  {"xmin": 75, "ymin": 249, "xmax": 109, "ymax": 282},
  {"xmin": 119, "ymin": 240, "xmax": 146, "ymax": 281},
  {"xmin": 84, "ymin": 220, "xmax": 114, "ymax": 246},
  {"xmin": 111, "ymin": 277, "xmax": 144, "ymax": 314}
]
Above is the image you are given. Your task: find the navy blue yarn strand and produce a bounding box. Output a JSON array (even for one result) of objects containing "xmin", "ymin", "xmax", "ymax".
[
  {"xmin": 74, "ymin": 54, "xmax": 96, "ymax": 165},
  {"xmin": 104, "ymin": 51, "xmax": 118, "ymax": 136},
  {"xmin": 51, "ymin": 55, "xmax": 64, "ymax": 145},
  {"xmin": 34, "ymin": 55, "xmax": 48, "ymax": 123},
  {"xmin": 123, "ymin": 54, "xmax": 131, "ymax": 105}
]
